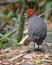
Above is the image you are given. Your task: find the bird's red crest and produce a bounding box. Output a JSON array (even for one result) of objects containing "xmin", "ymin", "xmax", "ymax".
[{"xmin": 25, "ymin": 9, "xmax": 35, "ymax": 17}]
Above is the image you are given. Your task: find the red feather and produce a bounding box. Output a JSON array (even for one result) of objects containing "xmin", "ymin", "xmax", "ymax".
[{"xmin": 26, "ymin": 9, "xmax": 35, "ymax": 16}]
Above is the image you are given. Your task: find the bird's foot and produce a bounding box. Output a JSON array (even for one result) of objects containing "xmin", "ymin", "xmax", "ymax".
[{"xmin": 35, "ymin": 48, "xmax": 45, "ymax": 52}]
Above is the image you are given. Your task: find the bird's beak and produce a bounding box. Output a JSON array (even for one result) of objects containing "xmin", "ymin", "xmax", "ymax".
[
  {"xmin": 24, "ymin": 13, "xmax": 26, "ymax": 16},
  {"xmin": 24, "ymin": 13, "xmax": 28, "ymax": 18}
]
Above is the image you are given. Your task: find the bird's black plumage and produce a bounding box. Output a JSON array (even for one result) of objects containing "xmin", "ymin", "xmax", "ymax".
[{"xmin": 28, "ymin": 14, "xmax": 47, "ymax": 46}]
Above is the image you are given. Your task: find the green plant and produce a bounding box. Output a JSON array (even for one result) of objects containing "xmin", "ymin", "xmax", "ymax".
[
  {"xmin": 0, "ymin": 34, "xmax": 9, "ymax": 49},
  {"xmin": 10, "ymin": 38, "xmax": 20, "ymax": 47},
  {"xmin": 33, "ymin": 60, "xmax": 42, "ymax": 64},
  {"xmin": 44, "ymin": 1, "xmax": 52, "ymax": 20},
  {"xmin": 0, "ymin": 11, "xmax": 14, "ymax": 23}
]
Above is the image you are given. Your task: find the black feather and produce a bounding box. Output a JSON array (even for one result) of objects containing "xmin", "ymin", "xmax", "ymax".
[{"xmin": 28, "ymin": 14, "xmax": 47, "ymax": 45}]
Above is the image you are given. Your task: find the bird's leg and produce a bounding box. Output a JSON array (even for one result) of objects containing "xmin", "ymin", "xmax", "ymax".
[
  {"xmin": 34, "ymin": 43, "xmax": 35, "ymax": 50},
  {"xmin": 38, "ymin": 45, "xmax": 39, "ymax": 49}
]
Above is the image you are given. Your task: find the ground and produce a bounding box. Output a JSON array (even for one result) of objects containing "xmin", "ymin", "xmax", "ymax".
[{"xmin": 0, "ymin": 41, "xmax": 52, "ymax": 65}]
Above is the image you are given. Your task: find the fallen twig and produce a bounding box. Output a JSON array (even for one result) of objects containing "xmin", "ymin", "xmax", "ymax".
[
  {"xmin": 38, "ymin": 8, "xmax": 52, "ymax": 17},
  {"xmin": 2, "ymin": 47, "xmax": 11, "ymax": 54},
  {"xmin": 0, "ymin": 27, "xmax": 19, "ymax": 41},
  {"xmin": 0, "ymin": 49, "xmax": 18, "ymax": 59},
  {"xmin": 19, "ymin": 35, "xmax": 28, "ymax": 45},
  {"xmin": 42, "ymin": 60, "xmax": 52, "ymax": 63},
  {"xmin": 9, "ymin": 54, "xmax": 23, "ymax": 61}
]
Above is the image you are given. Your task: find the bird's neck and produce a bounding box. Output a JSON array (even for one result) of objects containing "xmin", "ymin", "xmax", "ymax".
[{"xmin": 29, "ymin": 14, "xmax": 35, "ymax": 18}]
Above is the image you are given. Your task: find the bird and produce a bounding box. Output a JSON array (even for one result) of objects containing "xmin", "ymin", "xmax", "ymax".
[{"xmin": 25, "ymin": 9, "xmax": 47, "ymax": 50}]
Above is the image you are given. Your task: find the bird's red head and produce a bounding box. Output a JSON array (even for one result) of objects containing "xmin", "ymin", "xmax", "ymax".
[{"xmin": 25, "ymin": 9, "xmax": 35, "ymax": 17}]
